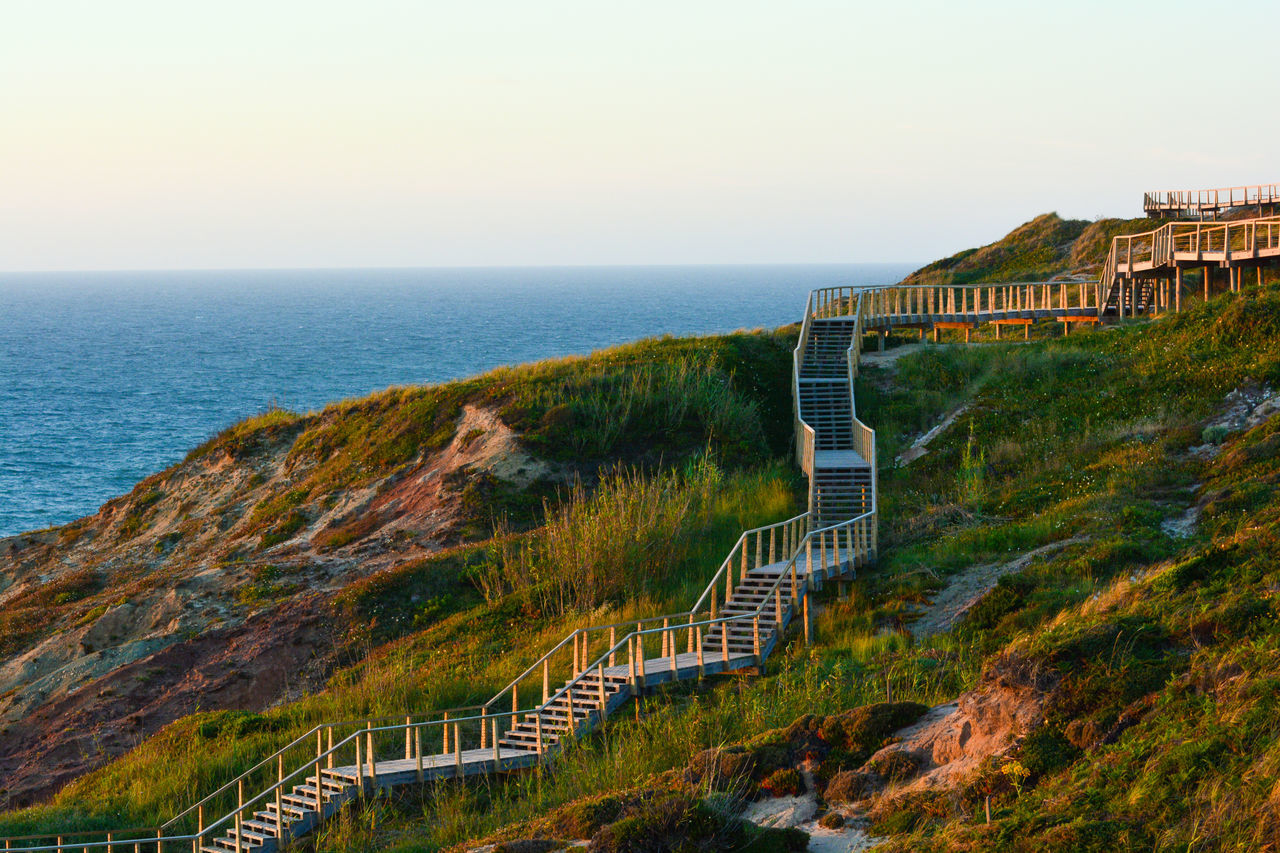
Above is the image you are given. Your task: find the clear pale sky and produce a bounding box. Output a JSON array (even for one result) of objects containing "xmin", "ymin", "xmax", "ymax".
[{"xmin": 3, "ymin": 0, "xmax": 1277, "ymax": 271}]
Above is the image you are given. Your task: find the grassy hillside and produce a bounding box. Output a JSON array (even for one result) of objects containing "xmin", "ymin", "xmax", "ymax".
[
  {"xmin": 0, "ymin": 329, "xmax": 800, "ymax": 808},
  {"xmin": 898, "ymin": 212, "xmax": 1173, "ymax": 287}
]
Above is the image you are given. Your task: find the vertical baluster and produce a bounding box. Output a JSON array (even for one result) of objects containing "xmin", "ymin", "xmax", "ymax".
[{"xmin": 416, "ymin": 725, "xmax": 424, "ymax": 782}]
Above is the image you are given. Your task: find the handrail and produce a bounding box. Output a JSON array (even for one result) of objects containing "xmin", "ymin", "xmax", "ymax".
[
  {"xmin": 1144, "ymin": 183, "xmax": 1280, "ymax": 217},
  {"xmin": 159, "ymin": 704, "xmax": 484, "ymax": 830},
  {"xmin": 1099, "ymin": 214, "xmax": 1280, "ymax": 313}
]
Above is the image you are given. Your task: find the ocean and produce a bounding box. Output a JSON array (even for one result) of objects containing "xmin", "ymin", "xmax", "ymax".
[{"xmin": 0, "ymin": 264, "xmax": 913, "ymax": 537}]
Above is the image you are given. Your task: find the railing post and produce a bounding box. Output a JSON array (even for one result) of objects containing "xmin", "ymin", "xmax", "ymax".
[
  {"xmin": 355, "ymin": 731, "xmax": 364, "ymax": 797},
  {"xmin": 367, "ymin": 722, "xmax": 378, "ymax": 789},
  {"xmin": 405, "ymin": 715, "xmax": 412, "ymax": 759},
  {"xmin": 454, "ymin": 722, "xmax": 463, "ymax": 777},
  {"xmin": 628, "ymin": 635, "xmax": 638, "ymax": 695},
  {"xmin": 790, "ymin": 564, "xmax": 799, "ymax": 615},
  {"xmin": 443, "ymin": 711, "xmax": 450, "ymax": 752},
  {"xmin": 803, "ymin": 591, "xmax": 811, "ymax": 645},
  {"xmin": 480, "ymin": 708, "xmax": 488, "ymax": 750},
  {"xmin": 598, "ymin": 662, "xmax": 607, "ymax": 719},
  {"xmin": 608, "ymin": 626, "xmax": 617, "ymax": 667},
  {"xmin": 753, "ymin": 616, "xmax": 762, "ymax": 673},
  {"xmin": 276, "ymin": 754, "xmax": 285, "ymax": 835},
  {"xmin": 637, "ymin": 627, "xmax": 647, "ymax": 689},
  {"xmin": 696, "ymin": 626, "xmax": 705, "ymax": 677},
  {"xmin": 416, "ymin": 725, "xmax": 424, "ymax": 782}
]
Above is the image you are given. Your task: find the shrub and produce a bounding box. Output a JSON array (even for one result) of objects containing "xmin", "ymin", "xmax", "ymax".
[{"xmin": 760, "ymin": 768, "xmax": 803, "ymax": 798}]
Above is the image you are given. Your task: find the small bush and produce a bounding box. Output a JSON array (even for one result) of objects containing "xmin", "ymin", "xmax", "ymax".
[{"xmin": 760, "ymin": 768, "xmax": 803, "ymax": 798}]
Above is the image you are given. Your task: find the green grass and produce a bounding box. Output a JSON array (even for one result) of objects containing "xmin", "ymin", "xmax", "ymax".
[{"xmin": 897, "ymin": 212, "xmax": 1175, "ymax": 287}]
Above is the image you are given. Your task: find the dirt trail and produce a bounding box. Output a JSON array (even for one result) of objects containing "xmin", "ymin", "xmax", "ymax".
[{"xmin": 908, "ymin": 536, "xmax": 1088, "ymax": 639}]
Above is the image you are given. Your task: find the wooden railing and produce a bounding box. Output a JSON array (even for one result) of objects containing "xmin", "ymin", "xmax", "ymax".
[
  {"xmin": 793, "ymin": 290, "xmax": 818, "ymax": 483},
  {"xmin": 807, "ymin": 281, "xmax": 1102, "ymax": 325},
  {"xmin": 1103, "ymin": 215, "xmax": 1280, "ymax": 281},
  {"xmin": 1144, "ymin": 183, "xmax": 1280, "ymax": 217}
]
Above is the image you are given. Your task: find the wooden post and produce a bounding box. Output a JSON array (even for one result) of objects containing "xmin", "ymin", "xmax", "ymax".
[
  {"xmin": 696, "ymin": 626, "xmax": 705, "ymax": 678},
  {"xmin": 774, "ymin": 587, "xmax": 783, "ymax": 629},
  {"xmin": 442, "ymin": 711, "xmax": 450, "ymax": 753},
  {"xmin": 636, "ymin": 623, "xmax": 646, "ymax": 688},
  {"xmin": 720, "ymin": 621, "xmax": 729, "ymax": 664},
  {"xmin": 480, "ymin": 708, "xmax": 488, "ymax": 750},
  {"xmin": 454, "ymin": 722, "xmax": 462, "ymax": 777},
  {"xmin": 567, "ymin": 683, "xmax": 576, "ymax": 737},
  {"xmin": 493, "ymin": 717, "xmax": 501, "ymax": 764},
  {"xmin": 753, "ymin": 615, "xmax": 761, "ymax": 670},
  {"xmin": 542, "ymin": 658, "xmax": 550, "ymax": 703},
  {"xmin": 367, "ymin": 723, "xmax": 377, "ymax": 789},
  {"xmin": 416, "ymin": 726, "xmax": 424, "ymax": 783},
  {"xmin": 355, "ymin": 732, "xmax": 363, "ymax": 797},
  {"xmin": 405, "ymin": 716, "xmax": 412, "ymax": 759},
  {"xmin": 608, "ymin": 626, "xmax": 617, "ymax": 667},
  {"xmin": 790, "ymin": 564, "xmax": 799, "ymax": 616},
  {"xmin": 1175, "ymin": 267, "xmax": 1183, "ymax": 311},
  {"xmin": 598, "ymin": 662, "xmax": 607, "ymax": 718},
  {"xmin": 535, "ymin": 714, "xmax": 544, "ymax": 757},
  {"xmin": 803, "ymin": 592, "xmax": 811, "ymax": 645},
  {"xmin": 1204, "ymin": 266, "xmax": 1212, "ymax": 300},
  {"xmin": 628, "ymin": 635, "xmax": 638, "ymax": 695},
  {"xmin": 276, "ymin": 753, "xmax": 285, "ymax": 828}
]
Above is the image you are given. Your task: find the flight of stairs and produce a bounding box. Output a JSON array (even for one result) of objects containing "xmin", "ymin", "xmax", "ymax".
[
  {"xmin": 1102, "ymin": 277, "xmax": 1154, "ymax": 316},
  {"xmin": 798, "ymin": 318, "xmax": 874, "ymax": 527},
  {"xmin": 499, "ymin": 673, "xmax": 631, "ymax": 752},
  {"xmin": 707, "ymin": 565, "xmax": 794, "ymax": 658},
  {"xmin": 201, "ymin": 770, "xmax": 357, "ymax": 853}
]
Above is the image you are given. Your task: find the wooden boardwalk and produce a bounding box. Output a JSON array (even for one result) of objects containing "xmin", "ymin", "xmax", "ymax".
[
  {"xmin": 1099, "ymin": 215, "xmax": 1280, "ymax": 316},
  {"xmin": 1144, "ymin": 183, "xmax": 1280, "ymax": 220}
]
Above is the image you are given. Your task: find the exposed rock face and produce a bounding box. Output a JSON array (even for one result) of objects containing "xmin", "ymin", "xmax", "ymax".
[
  {"xmin": 863, "ymin": 653, "xmax": 1055, "ymax": 813},
  {"xmin": 0, "ymin": 404, "xmax": 555, "ymax": 806}
]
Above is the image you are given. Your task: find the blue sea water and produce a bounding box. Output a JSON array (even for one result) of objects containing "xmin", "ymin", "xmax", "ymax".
[{"xmin": 0, "ymin": 264, "xmax": 912, "ymax": 537}]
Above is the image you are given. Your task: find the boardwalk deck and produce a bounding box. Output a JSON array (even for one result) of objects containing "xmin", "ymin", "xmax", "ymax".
[{"xmin": 1144, "ymin": 183, "xmax": 1280, "ymax": 219}]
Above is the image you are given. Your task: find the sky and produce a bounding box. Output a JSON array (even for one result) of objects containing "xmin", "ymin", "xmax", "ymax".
[{"xmin": 2, "ymin": 0, "xmax": 1278, "ymax": 271}]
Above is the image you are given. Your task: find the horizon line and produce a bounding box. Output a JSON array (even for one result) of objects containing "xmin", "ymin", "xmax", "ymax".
[{"xmin": 0, "ymin": 260, "xmax": 923, "ymax": 276}]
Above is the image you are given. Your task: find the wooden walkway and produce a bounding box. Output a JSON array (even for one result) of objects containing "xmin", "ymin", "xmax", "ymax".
[
  {"xmin": 1144, "ymin": 183, "xmax": 1280, "ymax": 219},
  {"xmin": 1099, "ymin": 215, "xmax": 1280, "ymax": 316},
  {"xmin": 4, "ymin": 292, "xmax": 878, "ymax": 853}
]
